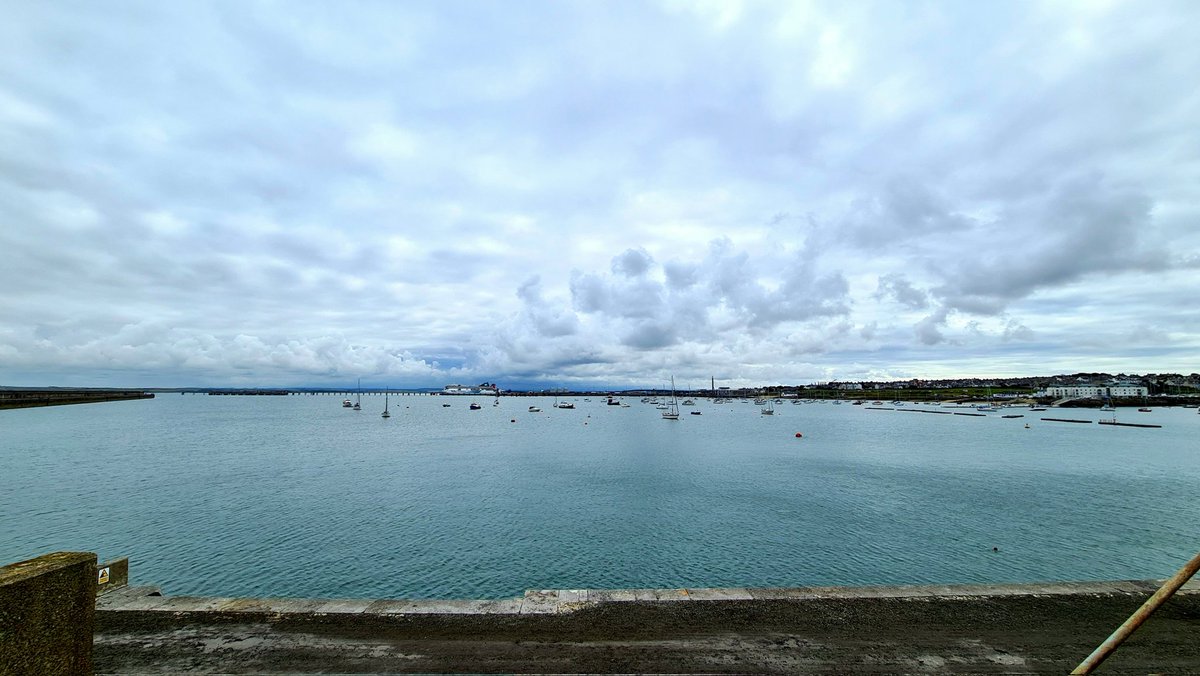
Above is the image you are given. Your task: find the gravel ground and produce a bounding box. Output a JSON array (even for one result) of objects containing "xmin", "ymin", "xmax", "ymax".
[{"xmin": 94, "ymin": 591, "xmax": 1200, "ymax": 674}]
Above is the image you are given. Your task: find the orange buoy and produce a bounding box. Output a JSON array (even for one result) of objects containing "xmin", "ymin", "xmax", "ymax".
[{"xmin": 795, "ymin": 432, "xmax": 803, "ymax": 438}]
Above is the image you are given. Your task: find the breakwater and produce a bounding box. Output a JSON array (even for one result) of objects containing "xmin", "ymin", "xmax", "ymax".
[{"xmin": 0, "ymin": 389, "xmax": 153, "ymax": 410}]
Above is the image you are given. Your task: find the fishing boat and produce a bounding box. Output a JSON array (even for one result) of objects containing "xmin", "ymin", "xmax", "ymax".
[{"xmin": 662, "ymin": 377, "xmax": 680, "ymax": 420}]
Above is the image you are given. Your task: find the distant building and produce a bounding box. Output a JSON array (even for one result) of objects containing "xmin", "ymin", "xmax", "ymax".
[{"xmin": 1037, "ymin": 385, "xmax": 1148, "ymax": 399}]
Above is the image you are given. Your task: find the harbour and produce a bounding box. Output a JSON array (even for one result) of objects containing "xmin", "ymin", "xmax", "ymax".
[{"xmin": 3, "ymin": 394, "xmax": 1197, "ymax": 602}]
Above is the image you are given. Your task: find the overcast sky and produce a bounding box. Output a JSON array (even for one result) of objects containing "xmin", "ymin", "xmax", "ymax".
[{"xmin": 1, "ymin": 0, "xmax": 1197, "ymax": 388}]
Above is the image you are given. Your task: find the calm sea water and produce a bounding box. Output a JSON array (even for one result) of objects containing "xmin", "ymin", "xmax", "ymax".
[{"xmin": 2, "ymin": 395, "xmax": 1198, "ymax": 599}]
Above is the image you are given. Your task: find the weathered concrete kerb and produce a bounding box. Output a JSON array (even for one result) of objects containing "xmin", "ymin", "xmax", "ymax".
[
  {"xmin": 1, "ymin": 552, "xmax": 97, "ymax": 675},
  {"xmin": 94, "ymin": 579, "xmax": 1200, "ymax": 674}
]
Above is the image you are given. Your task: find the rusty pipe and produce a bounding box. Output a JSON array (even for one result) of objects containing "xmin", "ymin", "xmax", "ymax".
[{"xmin": 1071, "ymin": 550, "xmax": 1200, "ymax": 674}]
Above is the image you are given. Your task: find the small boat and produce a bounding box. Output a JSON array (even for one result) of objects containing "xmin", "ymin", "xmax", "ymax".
[
  {"xmin": 381, "ymin": 390, "xmax": 390, "ymax": 418},
  {"xmin": 557, "ymin": 401, "xmax": 575, "ymax": 409},
  {"xmin": 607, "ymin": 397, "xmax": 622, "ymax": 406},
  {"xmin": 662, "ymin": 377, "xmax": 680, "ymax": 420},
  {"xmin": 682, "ymin": 399, "xmax": 695, "ymax": 406},
  {"xmin": 342, "ymin": 399, "xmax": 353, "ymax": 408},
  {"xmin": 761, "ymin": 400, "xmax": 775, "ymax": 415},
  {"xmin": 353, "ymin": 379, "xmax": 361, "ymax": 410},
  {"xmin": 1138, "ymin": 408, "xmax": 1152, "ymax": 412},
  {"xmin": 469, "ymin": 402, "xmax": 482, "ymax": 410},
  {"xmin": 1001, "ymin": 414, "xmax": 1024, "ymax": 419},
  {"xmin": 690, "ymin": 410, "xmax": 702, "ymax": 415},
  {"xmin": 528, "ymin": 405, "xmax": 542, "ymax": 413},
  {"xmin": 442, "ymin": 403, "xmax": 451, "ymax": 407}
]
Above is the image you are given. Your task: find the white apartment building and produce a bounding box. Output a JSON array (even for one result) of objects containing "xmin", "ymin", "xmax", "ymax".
[{"xmin": 1038, "ymin": 385, "xmax": 1148, "ymax": 399}]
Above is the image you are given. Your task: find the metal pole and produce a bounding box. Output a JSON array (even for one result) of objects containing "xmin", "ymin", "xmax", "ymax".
[{"xmin": 1071, "ymin": 551, "xmax": 1200, "ymax": 674}]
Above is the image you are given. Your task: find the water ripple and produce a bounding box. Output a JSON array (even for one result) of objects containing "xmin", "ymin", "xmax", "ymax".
[{"xmin": 2, "ymin": 397, "xmax": 1198, "ymax": 598}]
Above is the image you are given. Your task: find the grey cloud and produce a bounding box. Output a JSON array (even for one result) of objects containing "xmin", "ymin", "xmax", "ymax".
[
  {"xmin": 663, "ymin": 261, "xmax": 700, "ymax": 289},
  {"xmin": 845, "ymin": 177, "xmax": 976, "ymax": 250},
  {"xmin": 875, "ymin": 273, "xmax": 929, "ymax": 310},
  {"xmin": 935, "ymin": 174, "xmax": 1162, "ymax": 312},
  {"xmin": 562, "ymin": 241, "xmax": 851, "ymax": 355},
  {"xmin": 1002, "ymin": 320, "xmax": 1034, "ymax": 342},
  {"xmin": 611, "ymin": 248, "xmax": 653, "ymax": 277},
  {"xmin": 915, "ymin": 308, "xmax": 950, "ymax": 346},
  {"xmin": 621, "ymin": 322, "xmax": 678, "ymax": 350},
  {"xmin": 516, "ymin": 276, "xmax": 578, "ymax": 338}
]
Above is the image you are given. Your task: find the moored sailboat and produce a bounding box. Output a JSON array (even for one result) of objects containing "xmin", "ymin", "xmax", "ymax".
[{"xmin": 662, "ymin": 377, "xmax": 680, "ymax": 420}]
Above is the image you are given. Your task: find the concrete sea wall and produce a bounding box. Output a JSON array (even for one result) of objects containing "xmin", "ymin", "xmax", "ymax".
[
  {"xmin": 0, "ymin": 552, "xmax": 97, "ymax": 675},
  {"xmin": 94, "ymin": 578, "xmax": 1200, "ymax": 674}
]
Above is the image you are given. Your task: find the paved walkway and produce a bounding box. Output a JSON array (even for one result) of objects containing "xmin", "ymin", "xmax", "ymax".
[{"xmin": 95, "ymin": 580, "xmax": 1200, "ymax": 674}]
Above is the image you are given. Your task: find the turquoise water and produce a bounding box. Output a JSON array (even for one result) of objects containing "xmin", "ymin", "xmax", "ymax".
[{"xmin": 2, "ymin": 395, "xmax": 1198, "ymax": 599}]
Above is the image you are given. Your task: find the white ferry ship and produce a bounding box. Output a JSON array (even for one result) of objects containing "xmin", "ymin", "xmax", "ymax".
[{"xmin": 441, "ymin": 382, "xmax": 500, "ymax": 396}]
